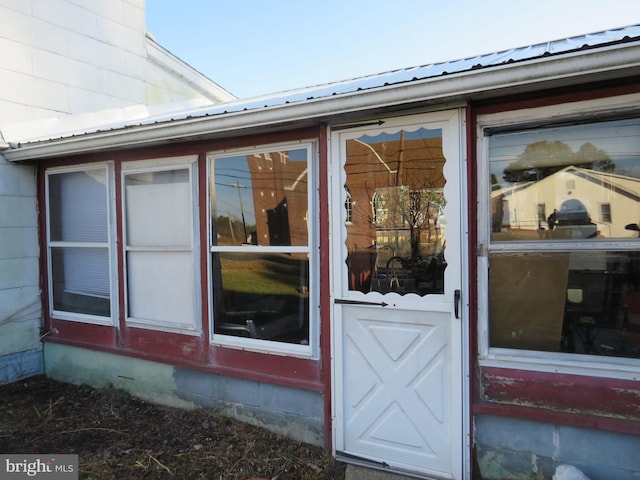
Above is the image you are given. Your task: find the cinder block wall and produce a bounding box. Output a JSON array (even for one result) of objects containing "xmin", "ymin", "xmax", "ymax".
[
  {"xmin": 475, "ymin": 415, "xmax": 640, "ymax": 480},
  {"xmin": 44, "ymin": 343, "xmax": 325, "ymax": 446}
]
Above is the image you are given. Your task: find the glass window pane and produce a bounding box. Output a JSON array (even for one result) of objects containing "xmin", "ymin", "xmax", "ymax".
[
  {"xmin": 212, "ymin": 252, "xmax": 309, "ymax": 345},
  {"xmin": 127, "ymin": 251, "xmax": 195, "ymax": 328},
  {"xmin": 345, "ymin": 127, "xmax": 447, "ymax": 295},
  {"xmin": 210, "ymin": 149, "xmax": 308, "ymax": 246},
  {"xmin": 51, "ymin": 247, "xmax": 110, "ymax": 316},
  {"xmin": 489, "ymin": 118, "xmax": 640, "ymax": 242},
  {"xmin": 125, "ymin": 169, "xmax": 191, "ymax": 247},
  {"xmin": 48, "ymin": 169, "xmax": 108, "ymax": 243},
  {"xmin": 489, "ymin": 250, "xmax": 640, "ymax": 358}
]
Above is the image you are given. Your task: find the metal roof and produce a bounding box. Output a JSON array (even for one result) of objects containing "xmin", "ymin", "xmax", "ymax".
[
  {"xmin": 3, "ymin": 23, "xmax": 640, "ymax": 154},
  {"xmin": 130, "ymin": 24, "xmax": 640, "ymax": 124}
]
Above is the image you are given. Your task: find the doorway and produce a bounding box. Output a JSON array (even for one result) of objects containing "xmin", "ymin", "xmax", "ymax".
[{"xmin": 331, "ymin": 110, "xmax": 466, "ymax": 479}]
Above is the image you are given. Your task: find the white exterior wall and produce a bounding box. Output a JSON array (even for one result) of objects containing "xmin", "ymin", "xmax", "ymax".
[
  {"xmin": 0, "ymin": 0, "xmax": 148, "ymax": 123},
  {"xmin": 0, "ymin": 155, "xmax": 40, "ymax": 382},
  {"xmin": 145, "ymin": 36, "xmax": 235, "ymax": 114},
  {"xmin": 0, "ymin": 0, "xmax": 233, "ymax": 383},
  {"xmin": 501, "ymin": 170, "xmax": 640, "ymax": 238}
]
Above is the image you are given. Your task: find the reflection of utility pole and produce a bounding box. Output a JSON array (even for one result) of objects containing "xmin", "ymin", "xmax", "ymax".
[
  {"xmin": 232, "ymin": 182, "xmax": 248, "ymax": 242},
  {"xmin": 227, "ymin": 212, "xmax": 236, "ymax": 243},
  {"xmin": 396, "ymin": 129, "xmax": 405, "ymax": 186}
]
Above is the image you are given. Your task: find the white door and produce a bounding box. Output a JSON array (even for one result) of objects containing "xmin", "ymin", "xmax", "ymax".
[{"xmin": 331, "ymin": 110, "xmax": 465, "ymax": 479}]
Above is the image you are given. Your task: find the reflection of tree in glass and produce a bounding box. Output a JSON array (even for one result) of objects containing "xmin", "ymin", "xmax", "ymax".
[
  {"xmin": 346, "ymin": 131, "xmax": 445, "ymax": 259},
  {"xmin": 503, "ymin": 140, "xmax": 614, "ymax": 183}
]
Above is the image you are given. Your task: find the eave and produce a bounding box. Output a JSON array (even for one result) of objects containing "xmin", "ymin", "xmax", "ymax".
[{"xmin": 4, "ymin": 41, "xmax": 640, "ymax": 162}]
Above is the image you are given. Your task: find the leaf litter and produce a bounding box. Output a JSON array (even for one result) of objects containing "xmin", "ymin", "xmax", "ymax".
[{"xmin": 0, "ymin": 376, "xmax": 345, "ymax": 480}]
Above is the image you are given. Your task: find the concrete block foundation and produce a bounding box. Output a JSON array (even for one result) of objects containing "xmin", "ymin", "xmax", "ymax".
[
  {"xmin": 475, "ymin": 414, "xmax": 640, "ymax": 480},
  {"xmin": 44, "ymin": 343, "xmax": 324, "ymax": 446}
]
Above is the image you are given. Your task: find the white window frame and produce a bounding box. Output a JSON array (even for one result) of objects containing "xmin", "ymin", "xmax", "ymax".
[
  {"xmin": 477, "ymin": 93, "xmax": 640, "ymax": 381},
  {"xmin": 121, "ymin": 156, "xmax": 201, "ymax": 335},
  {"xmin": 45, "ymin": 162, "xmax": 117, "ymax": 326},
  {"xmin": 207, "ymin": 141, "xmax": 318, "ymax": 358}
]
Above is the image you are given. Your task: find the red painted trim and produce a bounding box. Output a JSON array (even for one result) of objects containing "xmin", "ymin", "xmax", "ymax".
[
  {"xmin": 197, "ymin": 153, "xmax": 211, "ymax": 354},
  {"xmin": 469, "ymin": 81, "xmax": 640, "ymax": 436},
  {"xmin": 44, "ymin": 336, "xmax": 323, "ymax": 392},
  {"xmin": 124, "ymin": 327, "xmax": 202, "ymax": 361},
  {"xmin": 317, "ymin": 125, "xmax": 333, "ymax": 450},
  {"xmin": 466, "ymin": 103, "xmax": 481, "ymax": 405},
  {"xmin": 473, "ymin": 79, "xmax": 640, "ymax": 117},
  {"xmin": 193, "ymin": 127, "xmax": 324, "ymax": 154},
  {"xmin": 36, "ymin": 165, "xmax": 51, "ymax": 332},
  {"xmin": 41, "ymin": 127, "xmax": 324, "ymax": 167},
  {"xmin": 464, "ymin": 105, "xmax": 478, "ymax": 464},
  {"xmin": 114, "ymin": 161, "xmax": 126, "ymax": 342},
  {"xmin": 211, "ymin": 346, "xmax": 321, "ymax": 388},
  {"xmin": 473, "ymin": 401, "xmax": 640, "ymax": 436},
  {"xmin": 39, "ymin": 127, "xmax": 328, "ymax": 394},
  {"xmin": 48, "ymin": 320, "xmax": 117, "ymax": 347},
  {"xmin": 480, "ymin": 367, "xmax": 640, "ymax": 418}
]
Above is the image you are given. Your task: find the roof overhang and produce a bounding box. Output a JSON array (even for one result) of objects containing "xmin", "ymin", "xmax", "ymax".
[{"xmin": 4, "ymin": 41, "xmax": 640, "ymax": 162}]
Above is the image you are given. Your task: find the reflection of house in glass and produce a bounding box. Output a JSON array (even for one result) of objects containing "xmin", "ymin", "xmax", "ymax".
[
  {"xmin": 344, "ymin": 128, "xmax": 447, "ymax": 294},
  {"xmin": 492, "ymin": 166, "xmax": 640, "ymax": 240},
  {"xmin": 249, "ymin": 151, "xmax": 308, "ymax": 246},
  {"xmin": 211, "ymin": 149, "xmax": 308, "ymax": 247}
]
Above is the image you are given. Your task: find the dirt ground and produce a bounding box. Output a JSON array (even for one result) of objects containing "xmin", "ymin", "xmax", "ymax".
[{"xmin": 0, "ymin": 376, "xmax": 346, "ymax": 480}]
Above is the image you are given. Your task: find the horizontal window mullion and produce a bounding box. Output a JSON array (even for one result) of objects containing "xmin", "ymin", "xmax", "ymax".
[
  {"xmin": 49, "ymin": 241, "xmax": 109, "ymax": 248},
  {"xmin": 489, "ymin": 240, "xmax": 640, "ymax": 252},
  {"xmin": 210, "ymin": 245, "xmax": 309, "ymax": 254},
  {"xmin": 125, "ymin": 245, "xmax": 193, "ymax": 253}
]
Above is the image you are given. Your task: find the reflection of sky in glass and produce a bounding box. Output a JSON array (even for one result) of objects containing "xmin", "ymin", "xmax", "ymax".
[
  {"xmin": 360, "ymin": 127, "xmax": 441, "ymax": 144},
  {"xmin": 489, "ymin": 118, "xmax": 640, "ymax": 188},
  {"xmin": 212, "ymin": 148, "xmax": 308, "ymax": 226}
]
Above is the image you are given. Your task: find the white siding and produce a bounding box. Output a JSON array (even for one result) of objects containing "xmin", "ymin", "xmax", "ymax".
[
  {"xmin": 0, "ymin": 155, "xmax": 40, "ymax": 363},
  {"xmin": 0, "ymin": 0, "xmax": 233, "ymax": 383},
  {"xmin": 0, "ymin": 0, "xmax": 143, "ymax": 381},
  {"xmin": 0, "ymin": 0, "xmax": 148, "ymax": 122}
]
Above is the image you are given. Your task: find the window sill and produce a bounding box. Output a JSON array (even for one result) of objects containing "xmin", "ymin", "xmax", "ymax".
[
  {"xmin": 479, "ymin": 348, "xmax": 640, "ymax": 381},
  {"xmin": 50, "ymin": 312, "xmax": 114, "ymax": 327},
  {"xmin": 125, "ymin": 319, "xmax": 201, "ymax": 336},
  {"xmin": 211, "ymin": 334, "xmax": 315, "ymax": 359}
]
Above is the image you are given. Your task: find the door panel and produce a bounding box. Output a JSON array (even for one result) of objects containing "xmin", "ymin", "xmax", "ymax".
[
  {"xmin": 343, "ymin": 305, "xmax": 454, "ymax": 473},
  {"xmin": 332, "ymin": 110, "xmax": 464, "ymax": 479}
]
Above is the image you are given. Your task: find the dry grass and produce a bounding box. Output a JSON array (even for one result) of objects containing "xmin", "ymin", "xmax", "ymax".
[{"xmin": 0, "ymin": 376, "xmax": 345, "ymax": 480}]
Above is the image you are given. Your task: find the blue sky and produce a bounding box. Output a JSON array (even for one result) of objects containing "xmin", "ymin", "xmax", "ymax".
[{"xmin": 146, "ymin": 0, "xmax": 640, "ymax": 99}]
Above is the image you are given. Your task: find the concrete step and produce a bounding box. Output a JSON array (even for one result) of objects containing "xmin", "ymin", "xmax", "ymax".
[{"xmin": 345, "ymin": 464, "xmax": 417, "ymax": 480}]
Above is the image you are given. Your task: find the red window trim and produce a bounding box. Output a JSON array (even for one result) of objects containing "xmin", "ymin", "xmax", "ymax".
[
  {"xmin": 475, "ymin": 366, "xmax": 640, "ymax": 435},
  {"xmin": 39, "ymin": 127, "xmax": 327, "ymax": 392},
  {"xmin": 468, "ymin": 80, "xmax": 640, "ymax": 432}
]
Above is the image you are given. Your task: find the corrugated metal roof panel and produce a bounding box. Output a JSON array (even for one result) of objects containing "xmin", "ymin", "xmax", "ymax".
[
  {"xmin": 7, "ymin": 24, "xmax": 640, "ymax": 145},
  {"xmin": 97, "ymin": 24, "xmax": 640, "ymax": 117}
]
